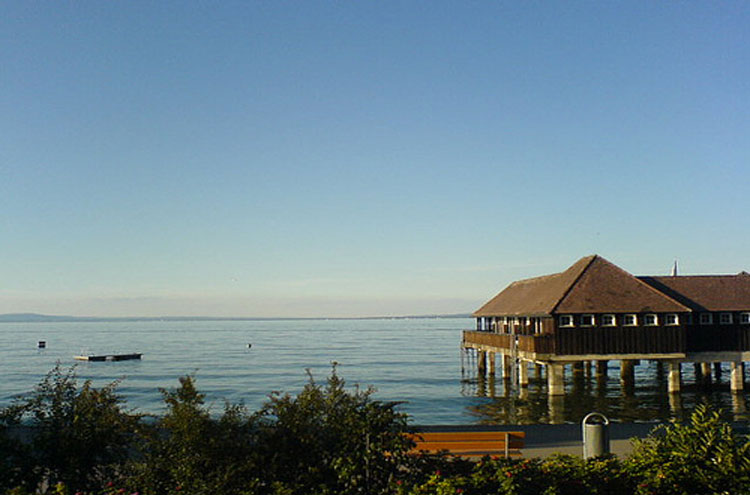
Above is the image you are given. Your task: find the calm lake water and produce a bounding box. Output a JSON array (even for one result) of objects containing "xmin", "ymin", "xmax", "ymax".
[{"xmin": 1, "ymin": 318, "xmax": 748, "ymax": 425}]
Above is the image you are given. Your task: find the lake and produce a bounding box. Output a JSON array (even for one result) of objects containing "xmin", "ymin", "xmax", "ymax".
[{"xmin": 1, "ymin": 317, "xmax": 748, "ymax": 424}]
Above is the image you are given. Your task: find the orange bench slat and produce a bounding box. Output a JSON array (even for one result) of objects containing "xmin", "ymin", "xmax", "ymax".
[{"xmin": 405, "ymin": 431, "xmax": 525, "ymax": 458}]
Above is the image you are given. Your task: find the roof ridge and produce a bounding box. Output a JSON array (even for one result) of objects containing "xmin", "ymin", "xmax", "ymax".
[
  {"xmin": 647, "ymin": 274, "xmax": 741, "ymax": 279},
  {"xmin": 549, "ymin": 255, "xmax": 598, "ymax": 314},
  {"xmin": 511, "ymin": 271, "xmax": 567, "ymax": 285}
]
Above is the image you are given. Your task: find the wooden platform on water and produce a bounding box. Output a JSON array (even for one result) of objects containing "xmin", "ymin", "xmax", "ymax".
[{"xmin": 74, "ymin": 353, "xmax": 142, "ymax": 362}]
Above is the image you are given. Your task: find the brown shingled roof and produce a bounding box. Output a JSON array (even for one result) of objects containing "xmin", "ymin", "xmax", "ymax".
[
  {"xmin": 474, "ymin": 255, "xmax": 690, "ymax": 317},
  {"xmin": 473, "ymin": 256, "xmax": 595, "ymax": 317},
  {"xmin": 639, "ymin": 274, "xmax": 750, "ymax": 312},
  {"xmin": 555, "ymin": 256, "xmax": 689, "ymax": 313}
]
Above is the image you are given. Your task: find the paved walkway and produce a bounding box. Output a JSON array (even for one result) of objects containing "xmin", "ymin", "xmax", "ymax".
[{"xmin": 416, "ymin": 422, "xmax": 661, "ymax": 458}]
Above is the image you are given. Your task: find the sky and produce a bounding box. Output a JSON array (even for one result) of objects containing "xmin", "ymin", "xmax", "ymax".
[{"xmin": 1, "ymin": 2, "xmax": 749, "ymax": 318}]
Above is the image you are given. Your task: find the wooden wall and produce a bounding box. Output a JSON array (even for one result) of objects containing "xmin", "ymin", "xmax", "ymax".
[{"xmin": 555, "ymin": 326, "xmax": 684, "ymax": 355}]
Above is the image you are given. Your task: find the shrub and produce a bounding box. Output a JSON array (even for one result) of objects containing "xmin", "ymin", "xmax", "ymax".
[
  {"xmin": 627, "ymin": 403, "xmax": 750, "ymax": 495},
  {"xmin": 0, "ymin": 365, "xmax": 139, "ymax": 494},
  {"xmin": 127, "ymin": 375, "xmax": 261, "ymax": 495},
  {"xmin": 252, "ymin": 365, "xmax": 414, "ymax": 495},
  {"xmin": 408, "ymin": 455, "xmax": 632, "ymax": 495}
]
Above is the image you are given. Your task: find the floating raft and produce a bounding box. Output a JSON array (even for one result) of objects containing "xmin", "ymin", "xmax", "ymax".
[{"xmin": 74, "ymin": 353, "xmax": 142, "ymax": 362}]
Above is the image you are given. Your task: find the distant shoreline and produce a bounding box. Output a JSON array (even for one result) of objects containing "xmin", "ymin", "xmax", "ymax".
[{"xmin": 0, "ymin": 313, "xmax": 472, "ymax": 323}]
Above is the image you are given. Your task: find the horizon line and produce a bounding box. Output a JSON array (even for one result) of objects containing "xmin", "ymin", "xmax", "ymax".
[{"xmin": 0, "ymin": 312, "xmax": 473, "ymax": 323}]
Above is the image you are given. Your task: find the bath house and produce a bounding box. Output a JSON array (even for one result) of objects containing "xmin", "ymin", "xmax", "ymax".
[{"xmin": 463, "ymin": 255, "xmax": 750, "ymax": 395}]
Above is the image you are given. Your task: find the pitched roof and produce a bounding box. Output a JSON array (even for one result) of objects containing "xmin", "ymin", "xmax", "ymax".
[
  {"xmin": 473, "ymin": 256, "xmax": 595, "ymax": 317},
  {"xmin": 474, "ymin": 255, "xmax": 689, "ymax": 317},
  {"xmin": 639, "ymin": 274, "xmax": 750, "ymax": 312},
  {"xmin": 554, "ymin": 256, "xmax": 689, "ymax": 314}
]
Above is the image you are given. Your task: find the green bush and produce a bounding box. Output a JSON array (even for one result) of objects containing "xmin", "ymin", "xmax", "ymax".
[
  {"xmin": 0, "ymin": 365, "xmax": 139, "ymax": 494},
  {"xmin": 4, "ymin": 367, "xmax": 750, "ymax": 495},
  {"xmin": 408, "ymin": 455, "xmax": 632, "ymax": 495},
  {"xmin": 627, "ymin": 403, "xmax": 750, "ymax": 495},
  {"xmin": 251, "ymin": 365, "xmax": 414, "ymax": 494},
  {"xmin": 126, "ymin": 375, "xmax": 261, "ymax": 495}
]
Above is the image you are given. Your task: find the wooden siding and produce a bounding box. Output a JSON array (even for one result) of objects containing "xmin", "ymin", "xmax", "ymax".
[
  {"xmin": 685, "ymin": 325, "xmax": 750, "ymax": 352},
  {"xmin": 464, "ymin": 327, "xmax": 684, "ymax": 356},
  {"xmin": 465, "ymin": 325, "xmax": 750, "ymax": 355},
  {"xmin": 555, "ymin": 326, "xmax": 684, "ymax": 355}
]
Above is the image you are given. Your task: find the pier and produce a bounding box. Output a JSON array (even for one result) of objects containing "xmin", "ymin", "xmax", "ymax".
[{"xmin": 462, "ymin": 255, "xmax": 750, "ymax": 413}]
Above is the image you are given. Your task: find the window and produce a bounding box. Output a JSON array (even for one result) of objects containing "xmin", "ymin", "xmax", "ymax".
[
  {"xmin": 623, "ymin": 314, "xmax": 638, "ymax": 326},
  {"xmin": 644, "ymin": 314, "xmax": 658, "ymax": 326},
  {"xmin": 741, "ymin": 313, "xmax": 750, "ymax": 325},
  {"xmin": 601, "ymin": 314, "xmax": 616, "ymax": 326},
  {"xmin": 559, "ymin": 315, "xmax": 574, "ymax": 327},
  {"xmin": 664, "ymin": 314, "xmax": 679, "ymax": 326},
  {"xmin": 720, "ymin": 313, "xmax": 733, "ymax": 325},
  {"xmin": 580, "ymin": 314, "xmax": 595, "ymax": 327},
  {"xmin": 700, "ymin": 313, "xmax": 713, "ymax": 325},
  {"xmin": 686, "ymin": 313, "xmax": 694, "ymax": 325}
]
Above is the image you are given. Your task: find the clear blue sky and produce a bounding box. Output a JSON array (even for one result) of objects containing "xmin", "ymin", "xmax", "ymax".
[{"xmin": 1, "ymin": 2, "xmax": 748, "ymax": 317}]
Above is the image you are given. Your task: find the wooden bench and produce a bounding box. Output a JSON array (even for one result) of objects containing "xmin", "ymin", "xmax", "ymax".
[{"xmin": 406, "ymin": 431, "xmax": 525, "ymax": 458}]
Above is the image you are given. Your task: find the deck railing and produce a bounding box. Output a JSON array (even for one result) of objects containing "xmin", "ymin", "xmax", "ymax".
[
  {"xmin": 517, "ymin": 334, "xmax": 555, "ymax": 354},
  {"xmin": 463, "ymin": 327, "xmax": 686, "ymax": 356},
  {"xmin": 462, "ymin": 331, "xmax": 555, "ymax": 354},
  {"xmin": 464, "ymin": 326, "xmax": 750, "ymax": 355},
  {"xmin": 462, "ymin": 331, "xmax": 512, "ymax": 349}
]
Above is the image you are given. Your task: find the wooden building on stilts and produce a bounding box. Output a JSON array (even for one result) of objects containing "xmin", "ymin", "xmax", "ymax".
[{"xmin": 463, "ymin": 255, "xmax": 750, "ymax": 397}]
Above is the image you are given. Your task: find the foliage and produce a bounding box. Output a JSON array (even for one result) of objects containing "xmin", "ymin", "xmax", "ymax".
[
  {"xmin": 0, "ymin": 365, "xmax": 139, "ymax": 494},
  {"xmin": 126, "ymin": 375, "xmax": 261, "ymax": 495},
  {"xmin": 0, "ymin": 410, "xmax": 32, "ymax": 493},
  {"xmin": 5, "ymin": 367, "xmax": 750, "ymax": 495},
  {"xmin": 408, "ymin": 455, "xmax": 632, "ymax": 495},
  {"xmin": 251, "ymin": 365, "xmax": 414, "ymax": 494},
  {"xmin": 627, "ymin": 403, "xmax": 750, "ymax": 495}
]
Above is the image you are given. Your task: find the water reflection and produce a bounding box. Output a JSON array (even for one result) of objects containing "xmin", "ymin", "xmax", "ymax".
[{"xmin": 463, "ymin": 360, "xmax": 750, "ymax": 424}]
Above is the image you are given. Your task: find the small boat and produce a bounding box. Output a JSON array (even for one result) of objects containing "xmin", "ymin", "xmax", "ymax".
[{"xmin": 74, "ymin": 353, "xmax": 142, "ymax": 362}]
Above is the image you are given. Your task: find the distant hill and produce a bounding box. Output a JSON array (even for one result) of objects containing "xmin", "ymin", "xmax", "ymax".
[
  {"xmin": 0, "ymin": 313, "xmax": 81, "ymax": 322},
  {"xmin": 0, "ymin": 313, "xmax": 472, "ymax": 323}
]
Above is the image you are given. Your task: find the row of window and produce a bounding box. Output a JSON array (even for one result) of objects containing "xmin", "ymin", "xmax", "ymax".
[{"xmin": 558, "ymin": 312, "xmax": 750, "ymax": 328}]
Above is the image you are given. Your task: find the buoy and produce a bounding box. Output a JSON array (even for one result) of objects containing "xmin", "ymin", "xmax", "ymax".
[
  {"xmin": 247, "ymin": 343, "xmax": 252, "ymax": 348},
  {"xmin": 38, "ymin": 341, "xmax": 46, "ymax": 349}
]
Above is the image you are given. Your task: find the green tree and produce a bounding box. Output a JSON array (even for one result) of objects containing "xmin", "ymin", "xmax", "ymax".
[
  {"xmin": 129, "ymin": 375, "xmax": 261, "ymax": 495},
  {"xmin": 253, "ymin": 365, "xmax": 414, "ymax": 494},
  {"xmin": 627, "ymin": 404, "xmax": 750, "ymax": 495},
  {"xmin": 0, "ymin": 365, "xmax": 140, "ymax": 494}
]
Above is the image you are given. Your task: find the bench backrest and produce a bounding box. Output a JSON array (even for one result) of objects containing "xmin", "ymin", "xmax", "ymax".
[{"xmin": 407, "ymin": 431, "xmax": 525, "ymax": 458}]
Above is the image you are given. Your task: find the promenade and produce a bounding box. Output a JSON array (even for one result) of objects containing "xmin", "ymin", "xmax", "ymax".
[{"xmin": 417, "ymin": 422, "xmax": 660, "ymax": 458}]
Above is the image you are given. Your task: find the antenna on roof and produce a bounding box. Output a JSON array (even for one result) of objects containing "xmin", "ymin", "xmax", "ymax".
[{"xmin": 670, "ymin": 260, "xmax": 678, "ymax": 277}]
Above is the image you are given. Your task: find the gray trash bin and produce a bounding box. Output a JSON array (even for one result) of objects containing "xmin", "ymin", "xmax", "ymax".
[{"xmin": 582, "ymin": 412, "xmax": 610, "ymax": 459}]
